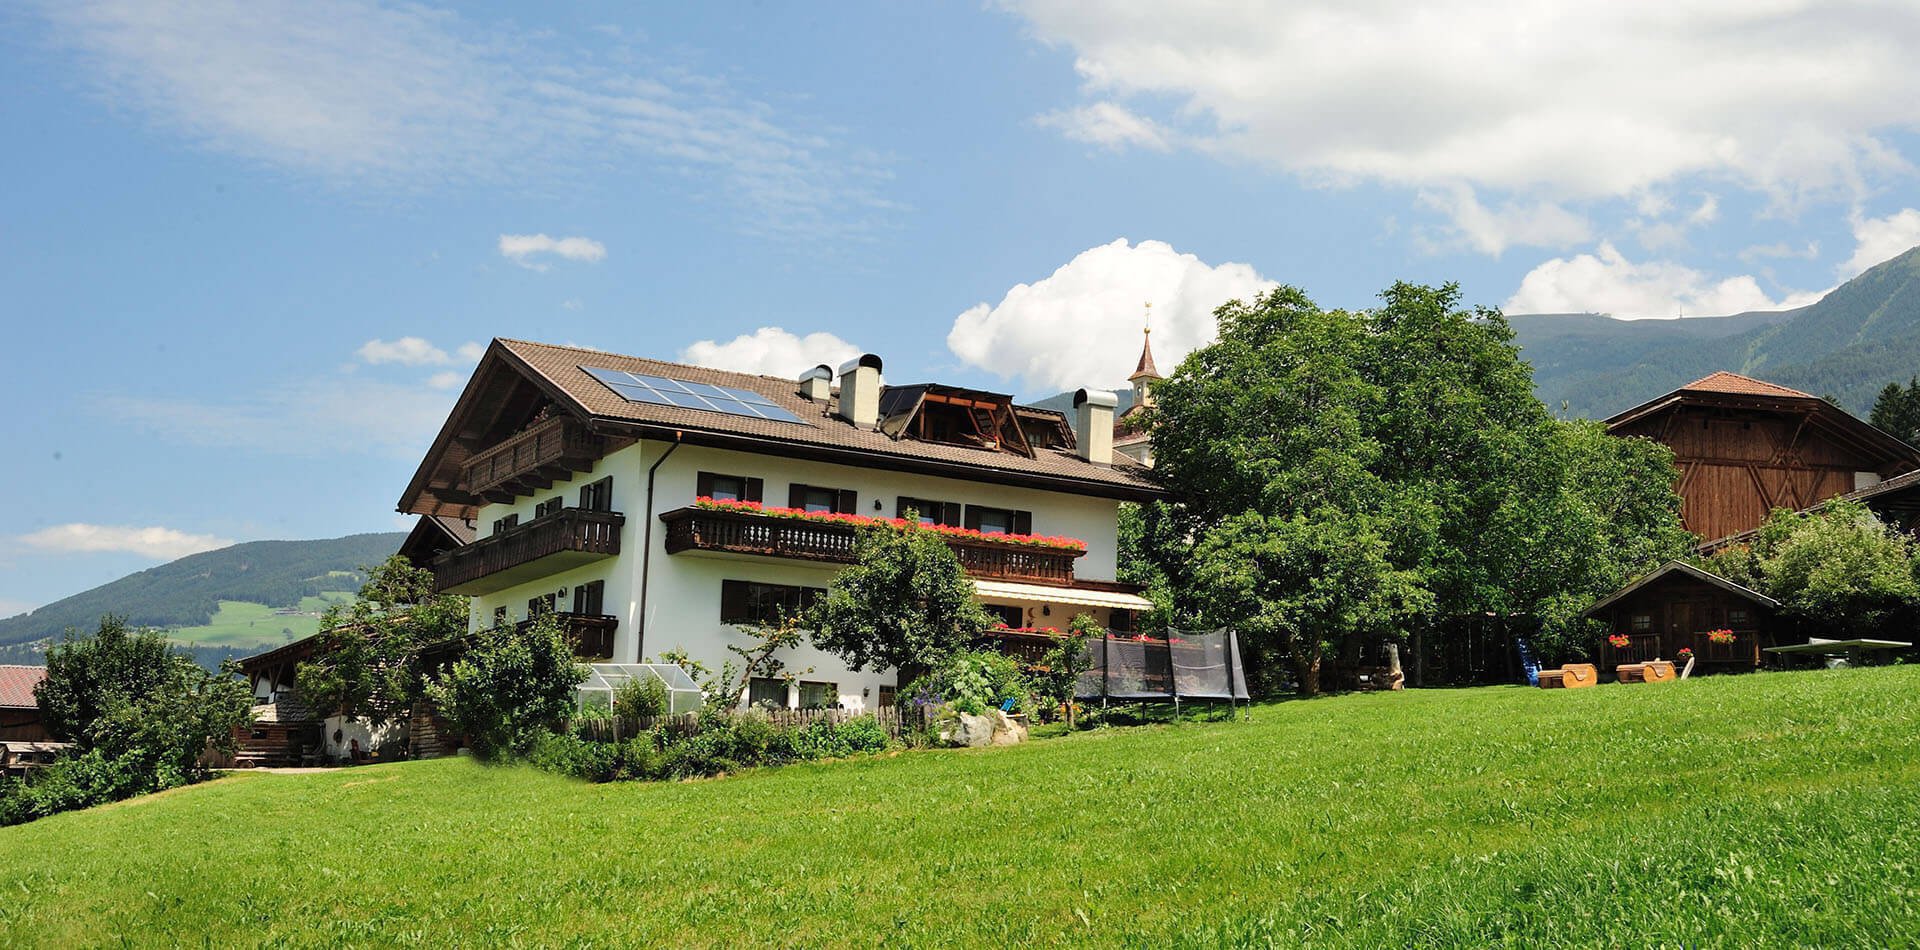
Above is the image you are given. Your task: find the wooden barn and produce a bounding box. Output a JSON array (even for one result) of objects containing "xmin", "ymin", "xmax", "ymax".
[
  {"xmin": 1607, "ymin": 372, "xmax": 1920, "ymax": 544},
  {"xmin": 1582, "ymin": 561, "xmax": 1779, "ymax": 671}
]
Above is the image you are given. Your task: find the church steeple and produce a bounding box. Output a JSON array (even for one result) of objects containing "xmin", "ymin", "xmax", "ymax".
[{"xmin": 1129, "ymin": 303, "xmax": 1162, "ymax": 386}]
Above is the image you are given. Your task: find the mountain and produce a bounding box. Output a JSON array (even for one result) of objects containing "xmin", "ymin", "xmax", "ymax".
[
  {"xmin": 1513, "ymin": 245, "xmax": 1920, "ymax": 418},
  {"xmin": 0, "ymin": 533, "xmax": 404, "ymax": 663}
]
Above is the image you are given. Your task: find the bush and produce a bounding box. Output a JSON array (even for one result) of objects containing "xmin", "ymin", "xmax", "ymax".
[
  {"xmin": 424, "ymin": 614, "xmax": 586, "ymax": 760},
  {"xmin": 661, "ymin": 728, "xmax": 745, "ymax": 778},
  {"xmin": 904, "ymin": 650, "xmax": 1035, "ymax": 718},
  {"xmin": 612, "ymin": 676, "xmax": 669, "ymax": 721},
  {"xmin": 791, "ymin": 715, "xmax": 889, "ymax": 759}
]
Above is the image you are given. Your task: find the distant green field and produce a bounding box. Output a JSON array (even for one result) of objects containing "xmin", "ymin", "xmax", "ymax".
[
  {"xmin": 162, "ymin": 592, "xmax": 355, "ymax": 650},
  {"xmin": 3, "ymin": 668, "xmax": 1917, "ymax": 945}
]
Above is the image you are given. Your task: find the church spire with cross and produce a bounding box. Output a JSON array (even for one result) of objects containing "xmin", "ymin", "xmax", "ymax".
[{"xmin": 1128, "ymin": 302, "xmax": 1162, "ymax": 406}]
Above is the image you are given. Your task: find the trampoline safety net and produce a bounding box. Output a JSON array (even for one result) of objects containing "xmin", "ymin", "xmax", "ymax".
[{"xmin": 1076, "ymin": 629, "xmax": 1250, "ymax": 701}]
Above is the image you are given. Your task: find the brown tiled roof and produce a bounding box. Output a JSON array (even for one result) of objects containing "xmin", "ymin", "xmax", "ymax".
[
  {"xmin": 1679, "ymin": 371, "xmax": 1816, "ymax": 399},
  {"xmin": 497, "ymin": 339, "xmax": 1159, "ymax": 490},
  {"xmin": 0, "ymin": 665, "xmax": 46, "ymax": 709}
]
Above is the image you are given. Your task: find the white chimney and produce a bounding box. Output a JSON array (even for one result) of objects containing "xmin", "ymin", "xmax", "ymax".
[
  {"xmin": 1073, "ymin": 388, "xmax": 1117, "ymax": 465},
  {"xmin": 837, "ymin": 354, "xmax": 883, "ymax": 427},
  {"xmin": 799, "ymin": 364, "xmax": 834, "ymax": 402}
]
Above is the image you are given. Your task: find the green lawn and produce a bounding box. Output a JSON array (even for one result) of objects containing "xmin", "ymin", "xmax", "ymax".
[
  {"xmin": 4, "ymin": 669, "xmax": 1918, "ymax": 946},
  {"xmin": 162, "ymin": 592, "xmax": 355, "ymax": 650}
]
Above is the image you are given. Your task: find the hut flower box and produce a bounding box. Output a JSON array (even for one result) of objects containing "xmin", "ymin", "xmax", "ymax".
[
  {"xmin": 1706, "ymin": 629, "xmax": 1736, "ymax": 645},
  {"xmin": 1676, "ymin": 647, "xmax": 1695, "ymax": 661},
  {"xmin": 1608, "ymin": 634, "xmax": 1632, "ymax": 649},
  {"xmin": 692, "ymin": 497, "xmax": 1088, "ymax": 552}
]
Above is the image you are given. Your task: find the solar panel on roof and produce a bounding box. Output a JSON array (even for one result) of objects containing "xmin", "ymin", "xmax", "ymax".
[{"xmin": 581, "ymin": 366, "xmax": 806, "ymax": 424}]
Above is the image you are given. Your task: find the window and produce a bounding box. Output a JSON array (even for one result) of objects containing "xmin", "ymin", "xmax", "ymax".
[
  {"xmin": 1630, "ymin": 614, "xmax": 1652, "ymax": 632},
  {"xmin": 965, "ymin": 505, "xmax": 1032, "ymax": 536},
  {"xmin": 797, "ymin": 681, "xmax": 838, "ymax": 710},
  {"xmin": 696, "ymin": 471, "xmax": 763, "ymax": 503},
  {"xmin": 1729, "ymin": 608, "xmax": 1749, "ymax": 627},
  {"xmin": 788, "ymin": 483, "xmax": 856, "ymax": 514},
  {"xmin": 492, "ymin": 606, "xmax": 508, "ymax": 626},
  {"xmin": 985, "ymin": 604, "xmax": 1026, "ymax": 629},
  {"xmin": 534, "ymin": 496, "xmax": 564, "ymax": 519},
  {"xmin": 877, "ymin": 685, "xmax": 897, "ymax": 708},
  {"xmin": 572, "ymin": 579, "xmax": 605, "ymax": 616},
  {"xmin": 747, "ymin": 677, "xmax": 789, "ymax": 709},
  {"xmin": 579, "ymin": 476, "xmax": 614, "ymax": 512},
  {"xmin": 897, "ymin": 496, "xmax": 961, "ymax": 526},
  {"xmin": 720, "ymin": 580, "xmax": 825, "ymax": 626},
  {"xmin": 527, "ymin": 593, "xmax": 556, "ymax": 617},
  {"xmin": 492, "ymin": 513, "xmax": 519, "ymax": 535}
]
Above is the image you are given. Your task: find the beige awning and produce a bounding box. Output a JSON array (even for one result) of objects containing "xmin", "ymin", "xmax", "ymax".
[{"xmin": 972, "ymin": 579, "xmax": 1155, "ymax": 611}]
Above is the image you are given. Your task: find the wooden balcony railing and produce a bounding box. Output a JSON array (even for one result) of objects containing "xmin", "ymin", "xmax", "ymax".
[
  {"xmin": 434, "ymin": 507, "xmax": 624, "ymax": 594},
  {"xmin": 522, "ymin": 612, "xmax": 618, "ymax": 661},
  {"xmin": 1599, "ymin": 630, "xmax": 1762, "ymax": 668},
  {"xmin": 658, "ymin": 506, "xmax": 1083, "ymax": 585},
  {"xmin": 460, "ymin": 415, "xmax": 603, "ymax": 503}
]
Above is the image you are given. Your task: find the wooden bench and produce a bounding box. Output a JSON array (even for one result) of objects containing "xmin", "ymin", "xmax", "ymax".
[
  {"xmin": 1537, "ymin": 663, "xmax": 1598, "ymax": 689},
  {"xmin": 1616, "ymin": 660, "xmax": 1676, "ymax": 684}
]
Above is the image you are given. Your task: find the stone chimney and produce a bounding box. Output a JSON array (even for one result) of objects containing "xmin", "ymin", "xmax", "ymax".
[
  {"xmin": 1073, "ymin": 388, "xmax": 1117, "ymax": 465},
  {"xmin": 799, "ymin": 364, "xmax": 834, "ymax": 402},
  {"xmin": 837, "ymin": 354, "xmax": 883, "ymax": 427}
]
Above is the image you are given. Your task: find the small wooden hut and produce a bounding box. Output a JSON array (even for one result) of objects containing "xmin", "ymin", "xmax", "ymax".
[{"xmin": 1582, "ymin": 561, "xmax": 1780, "ymax": 671}]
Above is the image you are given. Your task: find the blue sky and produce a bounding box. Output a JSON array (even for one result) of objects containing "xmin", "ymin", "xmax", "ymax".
[{"xmin": 3, "ymin": 1, "xmax": 1919, "ymax": 614}]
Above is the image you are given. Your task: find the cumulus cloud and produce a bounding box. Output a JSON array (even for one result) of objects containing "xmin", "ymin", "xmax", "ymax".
[
  {"xmin": 357, "ymin": 336, "xmax": 451, "ymax": 366},
  {"xmin": 21, "ymin": 524, "xmax": 234, "ymax": 561},
  {"xmin": 498, "ymin": 233, "xmax": 607, "ymax": 271},
  {"xmin": 37, "ymin": 0, "xmax": 897, "ymax": 241},
  {"xmin": 948, "ymin": 238, "xmax": 1275, "ymax": 393},
  {"xmin": 1504, "ymin": 243, "xmax": 1824, "ymax": 318},
  {"xmin": 1009, "ymin": 1, "xmax": 1920, "ymax": 250},
  {"xmin": 426, "ymin": 371, "xmax": 466, "ymax": 390},
  {"xmin": 1035, "ymin": 101, "xmax": 1170, "ymax": 151},
  {"xmin": 680, "ymin": 328, "xmax": 863, "ymax": 379},
  {"xmin": 1416, "ymin": 185, "xmax": 1590, "ymax": 256},
  {"xmin": 1840, "ymin": 208, "xmax": 1920, "ymax": 279}
]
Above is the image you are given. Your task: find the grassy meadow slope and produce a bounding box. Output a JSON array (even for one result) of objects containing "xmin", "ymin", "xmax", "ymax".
[{"xmin": 3, "ymin": 668, "xmax": 1916, "ymax": 946}]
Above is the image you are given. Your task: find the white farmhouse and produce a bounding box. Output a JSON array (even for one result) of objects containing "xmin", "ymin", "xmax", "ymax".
[{"xmin": 398, "ymin": 339, "xmax": 1163, "ymax": 712}]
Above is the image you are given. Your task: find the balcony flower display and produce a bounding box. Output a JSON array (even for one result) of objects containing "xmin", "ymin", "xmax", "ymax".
[
  {"xmin": 1608, "ymin": 633, "xmax": 1632, "ymax": 649},
  {"xmin": 692, "ymin": 496, "xmax": 1087, "ymax": 552},
  {"xmin": 1706, "ymin": 628, "xmax": 1736, "ymax": 645}
]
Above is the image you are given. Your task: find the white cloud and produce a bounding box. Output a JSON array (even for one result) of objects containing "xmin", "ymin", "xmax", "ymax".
[
  {"xmin": 1035, "ymin": 101, "xmax": 1170, "ymax": 151},
  {"xmin": 38, "ymin": 0, "xmax": 896, "ymax": 241},
  {"xmin": 21, "ymin": 524, "xmax": 234, "ymax": 561},
  {"xmin": 426, "ymin": 371, "xmax": 466, "ymax": 390},
  {"xmin": 1009, "ymin": 2, "xmax": 1920, "ymax": 245},
  {"xmin": 498, "ymin": 233, "xmax": 606, "ymax": 271},
  {"xmin": 455, "ymin": 341, "xmax": 487, "ymax": 362},
  {"xmin": 948, "ymin": 238, "xmax": 1275, "ymax": 393},
  {"xmin": 680, "ymin": 328, "xmax": 862, "ymax": 379},
  {"xmin": 357, "ymin": 336, "xmax": 450, "ymax": 366},
  {"xmin": 1505, "ymin": 243, "xmax": 1824, "ymax": 318},
  {"xmin": 1740, "ymin": 241, "xmax": 1821, "ymax": 263},
  {"xmin": 1839, "ymin": 208, "xmax": 1920, "ymax": 279},
  {"xmin": 1416, "ymin": 185, "xmax": 1590, "ymax": 256}
]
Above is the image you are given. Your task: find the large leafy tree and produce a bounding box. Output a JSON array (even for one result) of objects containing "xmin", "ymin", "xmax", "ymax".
[
  {"xmin": 1148, "ymin": 283, "xmax": 1691, "ymax": 690},
  {"xmin": 423, "ymin": 613, "xmax": 586, "ymax": 760},
  {"xmin": 295, "ymin": 556, "xmax": 468, "ymax": 727},
  {"xmin": 808, "ymin": 522, "xmax": 993, "ymax": 677},
  {"xmin": 1705, "ymin": 501, "xmax": 1920, "ymax": 639}
]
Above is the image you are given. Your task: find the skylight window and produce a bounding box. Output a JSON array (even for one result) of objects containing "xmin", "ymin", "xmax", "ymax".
[{"xmin": 581, "ymin": 366, "xmax": 805, "ymax": 424}]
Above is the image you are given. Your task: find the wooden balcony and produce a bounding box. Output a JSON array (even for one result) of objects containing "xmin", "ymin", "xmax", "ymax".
[
  {"xmin": 1599, "ymin": 630, "xmax": 1762, "ymax": 669},
  {"xmin": 460, "ymin": 415, "xmax": 603, "ymax": 504},
  {"xmin": 523, "ymin": 612, "xmax": 618, "ymax": 661},
  {"xmin": 434, "ymin": 507, "xmax": 624, "ymax": 595},
  {"xmin": 658, "ymin": 506, "xmax": 1084, "ymax": 585}
]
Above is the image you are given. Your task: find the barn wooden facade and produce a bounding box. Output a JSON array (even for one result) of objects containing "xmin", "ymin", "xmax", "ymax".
[
  {"xmin": 1607, "ymin": 372, "xmax": 1920, "ymax": 543},
  {"xmin": 1582, "ymin": 562, "xmax": 1780, "ymax": 671}
]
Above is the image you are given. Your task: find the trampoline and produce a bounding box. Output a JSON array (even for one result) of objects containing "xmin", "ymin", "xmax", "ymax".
[{"xmin": 1076, "ymin": 628, "xmax": 1250, "ymax": 715}]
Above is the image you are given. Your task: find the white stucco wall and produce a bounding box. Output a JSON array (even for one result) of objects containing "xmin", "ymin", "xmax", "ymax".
[{"xmin": 465, "ymin": 438, "xmax": 1129, "ymax": 711}]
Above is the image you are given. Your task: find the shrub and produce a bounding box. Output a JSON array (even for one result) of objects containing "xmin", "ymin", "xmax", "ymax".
[
  {"xmin": 904, "ymin": 650, "xmax": 1034, "ymax": 718},
  {"xmin": 792, "ymin": 715, "xmax": 889, "ymax": 759},
  {"xmin": 661, "ymin": 728, "xmax": 745, "ymax": 778},
  {"xmin": 612, "ymin": 676, "xmax": 670, "ymax": 721},
  {"xmin": 424, "ymin": 614, "xmax": 586, "ymax": 760}
]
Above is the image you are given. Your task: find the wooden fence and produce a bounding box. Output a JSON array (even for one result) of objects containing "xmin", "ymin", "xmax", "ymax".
[{"xmin": 573, "ymin": 704, "xmax": 928, "ymax": 744}]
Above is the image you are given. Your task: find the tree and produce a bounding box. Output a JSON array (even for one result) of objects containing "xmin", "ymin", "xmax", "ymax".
[
  {"xmin": 1708, "ymin": 501, "xmax": 1920, "ymax": 639},
  {"xmin": 35, "ymin": 615, "xmax": 179, "ymax": 744},
  {"xmin": 423, "ymin": 613, "xmax": 586, "ymax": 760},
  {"xmin": 1034, "ymin": 613, "xmax": 1101, "ymax": 725},
  {"xmin": 294, "ymin": 556, "xmax": 468, "ymax": 727},
  {"xmin": 807, "ymin": 522, "xmax": 994, "ymax": 677},
  {"xmin": 1870, "ymin": 376, "xmax": 1920, "ymax": 444},
  {"xmin": 1148, "ymin": 283, "xmax": 1691, "ymax": 690}
]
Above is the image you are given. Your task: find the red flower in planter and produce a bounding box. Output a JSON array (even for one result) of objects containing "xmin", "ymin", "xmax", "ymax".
[
  {"xmin": 1608, "ymin": 634, "xmax": 1632, "ymax": 649},
  {"xmin": 1706, "ymin": 628, "xmax": 1736, "ymax": 645},
  {"xmin": 1677, "ymin": 647, "xmax": 1695, "ymax": 660},
  {"xmin": 692, "ymin": 497, "xmax": 1088, "ymax": 551}
]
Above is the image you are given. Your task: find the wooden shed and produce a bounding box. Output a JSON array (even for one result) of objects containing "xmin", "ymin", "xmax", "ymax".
[
  {"xmin": 1582, "ymin": 561, "xmax": 1780, "ymax": 671},
  {"xmin": 1606, "ymin": 372, "xmax": 1920, "ymax": 543}
]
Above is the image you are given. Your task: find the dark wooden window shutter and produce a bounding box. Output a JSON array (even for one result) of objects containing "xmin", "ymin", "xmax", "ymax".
[
  {"xmin": 720, "ymin": 580, "xmax": 750, "ymax": 623},
  {"xmin": 836, "ymin": 489, "xmax": 857, "ymax": 514},
  {"xmin": 696, "ymin": 472, "xmax": 715, "ymax": 499},
  {"xmin": 964, "ymin": 506, "xmax": 983, "ymax": 531},
  {"xmin": 788, "ymin": 483, "xmax": 808, "ymax": 509},
  {"xmin": 1012, "ymin": 510, "xmax": 1033, "ymax": 536},
  {"xmin": 744, "ymin": 477, "xmax": 764, "ymax": 503},
  {"xmin": 941, "ymin": 502, "xmax": 962, "ymax": 527}
]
